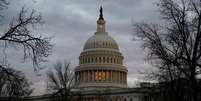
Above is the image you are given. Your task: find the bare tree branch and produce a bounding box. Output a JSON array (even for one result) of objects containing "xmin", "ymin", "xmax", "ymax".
[
  {"xmin": 134, "ymin": 0, "xmax": 201, "ymax": 101},
  {"xmin": 0, "ymin": 7, "xmax": 53, "ymax": 71},
  {"xmin": 46, "ymin": 61, "xmax": 75, "ymax": 101},
  {"xmin": 0, "ymin": 65, "xmax": 33, "ymax": 100}
]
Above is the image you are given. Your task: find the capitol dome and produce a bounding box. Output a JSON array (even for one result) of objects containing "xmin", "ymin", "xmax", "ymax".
[
  {"xmin": 75, "ymin": 7, "xmax": 127, "ymax": 88},
  {"xmin": 83, "ymin": 32, "xmax": 119, "ymax": 50}
]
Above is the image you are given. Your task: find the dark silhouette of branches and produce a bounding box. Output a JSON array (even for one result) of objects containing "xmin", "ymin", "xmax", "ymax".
[
  {"xmin": 0, "ymin": 0, "xmax": 52, "ymax": 100},
  {"xmin": 134, "ymin": 0, "xmax": 201, "ymax": 101},
  {"xmin": 46, "ymin": 61, "xmax": 75, "ymax": 101},
  {"xmin": 0, "ymin": 65, "xmax": 33, "ymax": 100},
  {"xmin": 0, "ymin": 7, "xmax": 52, "ymax": 71}
]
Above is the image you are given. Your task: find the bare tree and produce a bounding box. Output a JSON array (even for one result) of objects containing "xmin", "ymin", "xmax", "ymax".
[
  {"xmin": 134, "ymin": 0, "xmax": 201, "ymax": 101},
  {"xmin": 0, "ymin": 0, "xmax": 52, "ymax": 99},
  {"xmin": 0, "ymin": 7, "xmax": 52, "ymax": 71},
  {"xmin": 0, "ymin": 65, "xmax": 33, "ymax": 101},
  {"xmin": 46, "ymin": 61, "xmax": 75, "ymax": 101}
]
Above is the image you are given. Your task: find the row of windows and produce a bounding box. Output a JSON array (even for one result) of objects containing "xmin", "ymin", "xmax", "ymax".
[
  {"xmin": 81, "ymin": 50, "xmax": 121, "ymax": 56},
  {"xmin": 79, "ymin": 56, "xmax": 123, "ymax": 64},
  {"xmin": 76, "ymin": 70, "xmax": 127, "ymax": 83},
  {"xmin": 84, "ymin": 42, "xmax": 118, "ymax": 49}
]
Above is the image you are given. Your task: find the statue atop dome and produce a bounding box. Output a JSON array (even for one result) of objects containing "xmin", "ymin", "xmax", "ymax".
[
  {"xmin": 97, "ymin": 6, "xmax": 105, "ymax": 32},
  {"xmin": 99, "ymin": 6, "xmax": 104, "ymax": 20}
]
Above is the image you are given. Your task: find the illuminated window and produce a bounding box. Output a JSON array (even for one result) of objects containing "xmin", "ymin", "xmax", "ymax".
[
  {"xmin": 95, "ymin": 72, "xmax": 98, "ymax": 80},
  {"xmin": 98, "ymin": 72, "xmax": 102, "ymax": 80},
  {"xmin": 102, "ymin": 71, "xmax": 105, "ymax": 81},
  {"xmin": 95, "ymin": 71, "xmax": 106, "ymax": 81},
  {"xmin": 106, "ymin": 71, "xmax": 109, "ymax": 80}
]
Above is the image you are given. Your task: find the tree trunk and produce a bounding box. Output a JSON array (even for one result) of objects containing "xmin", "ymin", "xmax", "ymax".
[{"xmin": 192, "ymin": 77, "xmax": 198, "ymax": 101}]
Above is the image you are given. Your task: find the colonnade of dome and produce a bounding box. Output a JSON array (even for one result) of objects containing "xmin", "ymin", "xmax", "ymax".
[
  {"xmin": 75, "ymin": 70, "xmax": 127, "ymax": 84},
  {"xmin": 79, "ymin": 50, "xmax": 123, "ymax": 65}
]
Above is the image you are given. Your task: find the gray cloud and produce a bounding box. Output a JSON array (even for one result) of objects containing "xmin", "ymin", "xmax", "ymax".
[{"xmin": 0, "ymin": 0, "xmax": 160, "ymax": 95}]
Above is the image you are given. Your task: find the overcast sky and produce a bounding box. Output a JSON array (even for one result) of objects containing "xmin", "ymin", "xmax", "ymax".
[{"xmin": 0, "ymin": 0, "xmax": 160, "ymax": 95}]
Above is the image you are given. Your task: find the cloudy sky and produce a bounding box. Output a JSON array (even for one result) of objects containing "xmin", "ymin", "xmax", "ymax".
[{"xmin": 0, "ymin": 0, "xmax": 160, "ymax": 95}]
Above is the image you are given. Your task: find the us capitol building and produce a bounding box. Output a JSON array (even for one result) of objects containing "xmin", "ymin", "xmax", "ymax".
[
  {"xmin": 74, "ymin": 6, "xmax": 127, "ymax": 89},
  {"xmin": 70, "ymin": 7, "xmax": 151, "ymax": 101}
]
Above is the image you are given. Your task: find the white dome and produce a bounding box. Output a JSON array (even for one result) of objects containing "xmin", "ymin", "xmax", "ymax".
[{"xmin": 83, "ymin": 32, "xmax": 119, "ymax": 50}]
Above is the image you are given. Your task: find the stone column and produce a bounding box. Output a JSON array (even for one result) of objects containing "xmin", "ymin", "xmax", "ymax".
[
  {"xmin": 89, "ymin": 70, "xmax": 92, "ymax": 82},
  {"xmin": 121, "ymin": 72, "xmax": 123, "ymax": 83},
  {"xmin": 114, "ymin": 71, "xmax": 116, "ymax": 83},
  {"xmin": 92, "ymin": 70, "xmax": 94, "ymax": 82},
  {"xmin": 87, "ymin": 70, "xmax": 89, "ymax": 82},
  {"xmin": 106, "ymin": 70, "xmax": 109, "ymax": 82},
  {"xmin": 102, "ymin": 70, "xmax": 105, "ymax": 82},
  {"xmin": 124, "ymin": 72, "xmax": 126, "ymax": 84},
  {"xmin": 118, "ymin": 71, "xmax": 119, "ymax": 83},
  {"xmin": 115, "ymin": 71, "xmax": 118, "ymax": 83},
  {"xmin": 116, "ymin": 71, "xmax": 117, "ymax": 83},
  {"xmin": 80, "ymin": 72, "xmax": 83, "ymax": 82},
  {"xmin": 111, "ymin": 70, "xmax": 112, "ymax": 82},
  {"xmin": 79, "ymin": 72, "xmax": 81, "ymax": 83},
  {"xmin": 121, "ymin": 72, "xmax": 123, "ymax": 84},
  {"xmin": 125, "ymin": 72, "xmax": 127, "ymax": 84},
  {"xmin": 123, "ymin": 72, "xmax": 125, "ymax": 84},
  {"xmin": 85, "ymin": 71, "xmax": 87, "ymax": 82},
  {"xmin": 119, "ymin": 72, "xmax": 121, "ymax": 83},
  {"xmin": 83, "ymin": 71, "xmax": 85, "ymax": 82},
  {"xmin": 116, "ymin": 71, "xmax": 118, "ymax": 83},
  {"xmin": 96, "ymin": 70, "xmax": 98, "ymax": 82}
]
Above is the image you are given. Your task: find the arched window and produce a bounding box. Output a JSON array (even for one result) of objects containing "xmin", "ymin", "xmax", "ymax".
[
  {"xmin": 95, "ymin": 57, "xmax": 98, "ymax": 63},
  {"xmin": 99, "ymin": 57, "xmax": 101, "ymax": 63},
  {"xmin": 84, "ymin": 57, "xmax": 86, "ymax": 63},
  {"xmin": 116, "ymin": 58, "xmax": 118, "ymax": 64},
  {"xmin": 87, "ymin": 57, "xmax": 90, "ymax": 63},
  {"xmin": 106, "ymin": 71, "xmax": 109, "ymax": 81},
  {"xmin": 110, "ymin": 58, "xmax": 113, "ymax": 63},
  {"xmin": 103, "ymin": 57, "xmax": 105, "ymax": 63},
  {"xmin": 92, "ymin": 57, "xmax": 94, "ymax": 63},
  {"xmin": 107, "ymin": 57, "xmax": 109, "ymax": 63}
]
